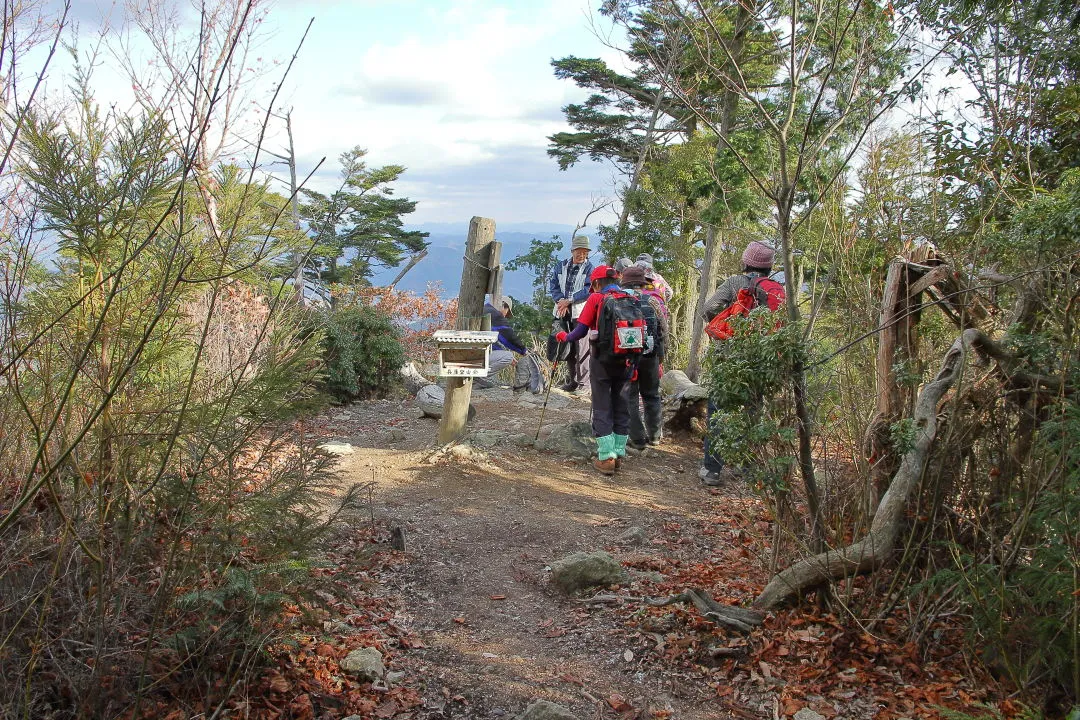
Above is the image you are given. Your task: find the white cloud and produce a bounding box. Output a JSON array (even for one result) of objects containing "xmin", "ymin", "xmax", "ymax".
[{"xmin": 34, "ymin": 0, "xmax": 626, "ymax": 225}]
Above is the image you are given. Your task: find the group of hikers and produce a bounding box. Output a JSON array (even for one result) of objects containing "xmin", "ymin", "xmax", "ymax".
[{"xmin": 480, "ymin": 233, "xmax": 784, "ymax": 485}]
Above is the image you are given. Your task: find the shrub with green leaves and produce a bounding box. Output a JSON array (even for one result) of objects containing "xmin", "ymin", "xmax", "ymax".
[
  {"xmin": 317, "ymin": 305, "xmax": 405, "ymax": 402},
  {"xmin": 702, "ymin": 308, "xmax": 806, "ymax": 491}
]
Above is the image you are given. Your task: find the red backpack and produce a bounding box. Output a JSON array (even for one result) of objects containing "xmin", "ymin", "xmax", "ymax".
[{"xmin": 705, "ymin": 276, "xmax": 785, "ymax": 341}]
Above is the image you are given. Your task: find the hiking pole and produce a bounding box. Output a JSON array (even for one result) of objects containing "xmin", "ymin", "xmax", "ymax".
[{"xmin": 534, "ymin": 345, "xmax": 563, "ymax": 442}]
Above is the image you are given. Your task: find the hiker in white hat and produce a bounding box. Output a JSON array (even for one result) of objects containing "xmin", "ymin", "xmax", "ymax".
[{"xmin": 548, "ymin": 235, "xmax": 595, "ymax": 393}]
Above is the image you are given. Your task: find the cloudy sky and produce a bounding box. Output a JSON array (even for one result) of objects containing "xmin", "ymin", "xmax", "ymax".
[{"xmin": 44, "ymin": 0, "xmax": 628, "ymax": 227}]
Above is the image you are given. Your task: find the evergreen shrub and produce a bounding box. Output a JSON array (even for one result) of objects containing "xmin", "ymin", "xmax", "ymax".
[{"xmin": 317, "ymin": 305, "xmax": 405, "ymax": 402}]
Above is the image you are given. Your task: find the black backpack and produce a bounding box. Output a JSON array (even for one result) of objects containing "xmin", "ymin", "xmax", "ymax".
[
  {"xmin": 594, "ymin": 290, "xmax": 646, "ymax": 363},
  {"xmin": 546, "ymin": 317, "xmax": 574, "ymax": 362},
  {"xmin": 639, "ymin": 294, "xmax": 664, "ymax": 359}
]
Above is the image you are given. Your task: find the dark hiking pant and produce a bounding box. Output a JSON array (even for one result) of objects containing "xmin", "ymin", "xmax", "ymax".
[
  {"xmin": 590, "ymin": 353, "xmax": 630, "ymax": 437},
  {"xmin": 702, "ymin": 399, "xmax": 725, "ymax": 473},
  {"xmin": 623, "ymin": 355, "xmax": 663, "ymax": 445}
]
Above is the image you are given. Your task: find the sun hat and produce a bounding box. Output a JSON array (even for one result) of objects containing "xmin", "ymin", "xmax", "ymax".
[
  {"xmin": 635, "ymin": 253, "xmax": 654, "ymax": 269},
  {"xmin": 614, "ymin": 257, "xmax": 633, "ymax": 272},
  {"xmin": 501, "ymin": 296, "xmax": 513, "ymax": 316},
  {"xmin": 571, "ymin": 235, "xmax": 590, "ymax": 251},
  {"xmin": 621, "ymin": 265, "xmax": 647, "ymax": 286},
  {"xmin": 742, "ymin": 241, "xmax": 775, "ymax": 269}
]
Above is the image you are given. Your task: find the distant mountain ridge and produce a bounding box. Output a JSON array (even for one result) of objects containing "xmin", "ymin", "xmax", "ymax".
[{"xmin": 371, "ymin": 222, "xmax": 599, "ymax": 301}]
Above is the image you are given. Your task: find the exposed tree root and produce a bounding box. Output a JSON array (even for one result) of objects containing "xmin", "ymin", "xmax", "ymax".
[{"xmin": 648, "ymin": 588, "xmax": 764, "ymax": 633}]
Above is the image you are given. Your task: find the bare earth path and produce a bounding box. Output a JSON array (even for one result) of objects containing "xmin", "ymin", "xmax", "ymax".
[{"xmin": 322, "ymin": 386, "xmax": 747, "ymax": 719}]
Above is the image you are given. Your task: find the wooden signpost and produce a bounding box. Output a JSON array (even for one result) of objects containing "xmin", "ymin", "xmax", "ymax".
[{"xmin": 437, "ymin": 217, "xmax": 502, "ymax": 444}]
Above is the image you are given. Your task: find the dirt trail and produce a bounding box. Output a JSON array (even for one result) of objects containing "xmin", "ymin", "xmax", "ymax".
[{"xmin": 322, "ymin": 386, "xmax": 741, "ymax": 719}]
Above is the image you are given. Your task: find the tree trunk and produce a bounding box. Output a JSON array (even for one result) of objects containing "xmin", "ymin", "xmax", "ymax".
[
  {"xmin": 686, "ymin": 225, "xmax": 720, "ymax": 381},
  {"xmin": 777, "ymin": 195, "xmax": 824, "ymax": 551},
  {"xmin": 864, "ymin": 260, "xmax": 920, "ymax": 516},
  {"xmin": 753, "ymin": 329, "xmax": 979, "ymax": 609},
  {"xmin": 686, "ymin": 2, "xmax": 749, "ymax": 381}
]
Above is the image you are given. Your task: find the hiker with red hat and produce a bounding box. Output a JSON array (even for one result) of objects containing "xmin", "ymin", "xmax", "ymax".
[
  {"xmin": 698, "ymin": 240, "xmax": 786, "ymax": 486},
  {"xmin": 555, "ymin": 265, "xmax": 645, "ymax": 475}
]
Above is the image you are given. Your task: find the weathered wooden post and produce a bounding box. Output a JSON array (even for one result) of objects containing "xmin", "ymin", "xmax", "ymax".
[{"xmin": 438, "ymin": 217, "xmax": 497, "ymax": 444}]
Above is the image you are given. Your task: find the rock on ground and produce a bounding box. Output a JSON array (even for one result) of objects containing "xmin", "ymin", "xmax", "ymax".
[
  {"xmin": 535, "ymin": 420, "xmax": 594, "ymax": 459},
  {"xmin": 617, "ymin": 526, "xmax": 648, "ymax": 546},
  {"xmin": 517, "ymin": 391, "xmax": 570, "ymax": 410},
  {"xmin": 318, "ymin": 442, "xmax": 354, "ymax": 456},
  {"xmin": 416, "ymin": 384, "xmax": 476, "ymax": 421},
  {"xmin": 793, "ymin": 710, "xmax": 827, "ymax": 720},
  {"xmin": 549, "ymin": 551, "xmax": 628, "ymax": 594},
  {"xmin": 339, "ymin": 647, "xmax": 384, "ymax": 683},
  {"xmin": 518, "ymin": 699, "xmax": 580, "ymax": 720}
]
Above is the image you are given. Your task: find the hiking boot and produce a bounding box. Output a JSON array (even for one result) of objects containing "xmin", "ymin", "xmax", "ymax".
[
  {"xmin": 558, "ymin": 382, "xmax": 579, "ymax": 393},
  {"xmin": 627, "ymin": 439, "xmax": 648, "ymax": 451},
  {"xmin": 593, "ymin": 457, "xmax": 617, "ymax": 475},
  {"xmin": 700, "ymin": 470, "xmax": 723, "ymax": 486},
  {"xmin": 699, "ymin": 466, "xmax": 740, "ymax": 487}
]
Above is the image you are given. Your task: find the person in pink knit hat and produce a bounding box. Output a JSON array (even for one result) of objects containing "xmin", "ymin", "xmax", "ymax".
[{"xmin": 697, "ymin": 240, "xmax": 784, "ymax": 486}]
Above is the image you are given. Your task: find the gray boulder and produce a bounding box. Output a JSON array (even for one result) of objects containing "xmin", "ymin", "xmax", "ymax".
[
  {"xmin": 617, "ymin": 526, "xmax": 648, "ymax": 546},
  {"xmin": 416, "ymin": 384, "xmax": 476, "ymax": 421},
  {"xmin": 536, "ymin": 421, "xmax": 594, "ymax": 459},
  {"xmin": 550, "ymin": 551, "xmax": 628, "ymax": 594},
  {"xmin": 518, "ymin": 700, "xmax": 580, "ymax": 720},
  {"xmin": 659, "ymin": 369, "xmax": 709, "ymax": 401},
  {"xmin": 340, "ymin": 647, "xmax": 384, "ymax": 683}
]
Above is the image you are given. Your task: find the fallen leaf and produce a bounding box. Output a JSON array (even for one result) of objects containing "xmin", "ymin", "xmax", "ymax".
[
  {"xmin": 607, "ymin": 693, "xmax": 633, "ymax": 712},
  {"xmin": 559, "ymin": 673, "xmax": 583, "ymax": 686},
  {"xmin": 268, "ymin": 673, "xmax": 290, "ymax": 693},
  {"xmin": 623, "ymin": 649, "xmax": 634, "ymax": 662},
  {"xmin": 452, "ymin": 617, "xmax": 465, "ymax": 624},
  {"xmin": 489, "ymin": 594, "xmax": 507, "ymax": 600},
  {"xmin": 374, "ymin": 700, "xmax": 399, "ymax": 718}
]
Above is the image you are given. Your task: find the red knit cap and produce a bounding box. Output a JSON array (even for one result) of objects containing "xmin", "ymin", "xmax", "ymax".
[{"xmin": 742, "ymin": 241, "xmax": 775, "ymax": 268}]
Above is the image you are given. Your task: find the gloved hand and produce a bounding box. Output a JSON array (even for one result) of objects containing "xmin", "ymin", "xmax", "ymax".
[{"xmin": 555, "ymin": 331, "xmax": 568, "ymax": 343}]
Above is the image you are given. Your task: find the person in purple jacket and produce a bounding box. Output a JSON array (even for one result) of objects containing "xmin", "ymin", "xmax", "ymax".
[{"xmin": 484, "ymin": 297, "xmax": 527, "ymax": 374}]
